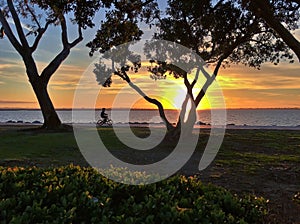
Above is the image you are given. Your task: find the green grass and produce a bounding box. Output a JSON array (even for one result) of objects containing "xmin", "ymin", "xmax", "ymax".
[
  {"xmin": 0, "ymin": 132, "xmax": 76, "ymax": 158},
  {"xmin": 0, "ymin": 126, "xmax": 299, "ymax": 175},
  {"xmin": 1, "ymin": 126, "xmax": 299, "ymax": 223},
  {"xmin": 211, "ymin": 129, "xmax": 300, "ymax": 174},
  {"xmin": 0, "ymin": 127, "xmax": 81, "ymax": 166}
]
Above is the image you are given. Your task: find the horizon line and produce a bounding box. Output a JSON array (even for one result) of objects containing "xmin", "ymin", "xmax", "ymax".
[{"xmin": 0, "ymin": 107, "xmax": 299, "ymax": 110}]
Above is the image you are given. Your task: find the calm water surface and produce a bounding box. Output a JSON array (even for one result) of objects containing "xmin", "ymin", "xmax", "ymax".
[{"xmin": 0, "ymin": 109, "xmax": 299, "ymax": 127}]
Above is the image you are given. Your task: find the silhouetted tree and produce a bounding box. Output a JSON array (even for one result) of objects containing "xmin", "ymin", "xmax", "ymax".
[
  {"xmin": 242, "ymin": 0, "xmax": 300, "ymax": 61},
  {"xmin": 0, "ymin": 0, "xmax": 106, "ymax": 129},
  {"xmin": 151, "ymin": 0, "xmax": 294, "ymax": 115},
  {"xmin": 87, "ymin": 0, "xmax": 157, "ymax": 55},
  {"xmin": 90, "ymin": 0, "xmax": 296, "ymax": 135},
  {"xmin": 0, "ymin": 0, "xmax": 129, "ymax": 129}
]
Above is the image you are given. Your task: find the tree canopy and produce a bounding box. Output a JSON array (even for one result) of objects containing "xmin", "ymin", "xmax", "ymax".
[
  {"xmin": 242, "ymin": 0, "xmax": 300, "ymax": 61},
  {"xmin": 90, "ymin": 0, "xmax": 297, "ymax": 132},
  {"xmin": 155, "ymin": 0, "xmax": 295, "ymax": 69},
  {"xmin": 0, "ymin": 0, "xmax": 155, "ymax": 129},
  {"xmin": 87, "ymin": 0, "xmax": 158, "ymax": 55},
  {"xmin": 1, "ymin": 0, "xmax": 298, "ymax": 129},
  {"xmin": 0, "ymin": 0, "xmax": 109, "ymax": 128}
]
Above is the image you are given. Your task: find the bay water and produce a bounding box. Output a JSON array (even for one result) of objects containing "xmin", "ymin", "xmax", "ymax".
[{"xmin": 0, "ymin": 109, "xmax": 299, "ymax": 127}]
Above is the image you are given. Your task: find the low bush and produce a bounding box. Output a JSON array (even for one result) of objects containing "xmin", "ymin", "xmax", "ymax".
[{"xmin": 0, "ymin": 165, "xmax": 267, "ymax": 223}]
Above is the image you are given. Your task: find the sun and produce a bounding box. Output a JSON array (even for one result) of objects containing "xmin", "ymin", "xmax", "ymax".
[{"xmin": 163, "ymin": 85, "xmax": 211, "ymax": 110}]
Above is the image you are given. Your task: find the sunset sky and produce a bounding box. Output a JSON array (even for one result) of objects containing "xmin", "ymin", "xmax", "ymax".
[{"xmin": 0, "ymin": 4, "xmax": 300, "ymax": 110}]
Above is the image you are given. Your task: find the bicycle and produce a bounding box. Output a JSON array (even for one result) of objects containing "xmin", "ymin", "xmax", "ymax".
[{"xmin": 96, "ymin": 118, "xmax": 113, "ymax": 126}]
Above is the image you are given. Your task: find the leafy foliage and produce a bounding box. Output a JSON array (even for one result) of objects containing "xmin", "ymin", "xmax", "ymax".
[
  {"xmin": 34, "ymin": 0, "xmax": 104, "ymax": 28},
  {"xmin": 87, "ymin": 0, "xmax": 158, "ymax": 56},
  {"xmin": 0, "ymin": 0, "xmax": 105, "ymax": 36},
  {"xmin": 242, "ymin": 0, "xmax": 300, "ymax": 30},
  {"xmin": 0, "ymin": 165, "xmax": 268, "ymax": 223},
  {"xmin": 241, "ymin": 0, "xmax": 300, "ymax": 61},
  {"xmin": 0, "ymin": 0, "xmax": 113, "ymax": 128},
  {"xmin": 90, "ymin": 0, "xmax": 298, "ymax": 115},
  {"xmin": 154, "ymin": 0, "xmax": 295, "ymax": 69}
]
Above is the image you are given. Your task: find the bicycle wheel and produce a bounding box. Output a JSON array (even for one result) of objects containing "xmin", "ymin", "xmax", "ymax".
[
  {"xmin": 107, "ymin": 119, "xmax": 113, "ymax": 126},
  {"xmin": 97, "ymin": 119, "xmax": 104, "ymax": 126}
]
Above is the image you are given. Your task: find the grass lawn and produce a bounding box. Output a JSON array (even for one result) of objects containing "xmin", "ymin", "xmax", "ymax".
[{"xmin": 0, "ymin": 125, "xmax": 299, "ymax": 223}]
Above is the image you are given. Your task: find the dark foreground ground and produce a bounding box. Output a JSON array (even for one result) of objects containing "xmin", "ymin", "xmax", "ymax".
[
  {"xmin": 188, "ymin": 130, "xmax": 300, "ymax": 224},
  {"xmin": 179, "ymin": 129, "xmax": 300, "ymax": 224},
  {"xmin": 0, "ymin": 125, "xmax": 299, "ymax": 223}
]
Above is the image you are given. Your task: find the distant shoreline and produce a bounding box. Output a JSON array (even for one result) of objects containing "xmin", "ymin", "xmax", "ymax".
[
  {"xmin": 1, "ymin": 109, "xmax": 299, "ymax": 127},
  {"xmin": 1, "ymin": 122, "xmax": 300, "ymax": 130},
  {"xmin": 0, "ymin": 108, "xmax": 300, "ymax": 111}
]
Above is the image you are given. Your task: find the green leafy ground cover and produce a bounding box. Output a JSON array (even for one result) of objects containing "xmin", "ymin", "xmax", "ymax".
[
  {"xmin": 0, "ymin": 165, "xmax": 267, "ymax": 223},
  {"xmin": 0, "ymin": 126, "xmax": 299, "ymax": 223}
]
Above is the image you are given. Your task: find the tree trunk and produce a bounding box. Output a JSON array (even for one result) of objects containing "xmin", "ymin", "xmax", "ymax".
[
  {"xmin": 166, "ymin": 94, "xmax": 197, "ymax": 140},
  {"xmin": 1, "ymin": 3, "xmax": 79, "ymax": 130},
  {"xmin": 167, "ymin": 105, "xmax": 197, "ymax": 141},
  {"xmin": 31, "ymin": 79, "xmax": 62, "ymax": 129}
]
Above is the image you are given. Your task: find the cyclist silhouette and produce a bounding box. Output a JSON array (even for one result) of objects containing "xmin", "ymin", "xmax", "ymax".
[
  {"xmin": 97, "ymin": 108, "xmax": 113, "ymax": 126},
  {"xmin": 101, "ymin": 108, "xmax": 108, "ymax": 122}
]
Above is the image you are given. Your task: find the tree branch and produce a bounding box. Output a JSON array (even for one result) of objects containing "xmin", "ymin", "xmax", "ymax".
[
  {"xmin": 40, "ymin": 14, "xmax": 71, "ymax": 85},
  {"xmin": 248, "ymin": 0, "xmax": 300, "ymax": 61},
  {"xmin": 191, "ymin": 68, "xmax": 200, "ymax": 88},
  {"xmin": 199, "ymin": 65, "xmax": 211, "ymax": 80},
  {"xmin": 128, "ymin": 82, "xmax": 174, "ymax": 130},
  {"xmin": 194, "ymin": 74, "xmax": 216, "ymax": 107},
  {"xmin": 30, "ymin": 18, "xmax": 56, "ymax": 53},
  {"xmin": 0, "ymin": 9, "xmax": 23, "ymax": 53},
  {"xmin": 115, "ymin": 70, "xmax": 131, "ymax": 82},
  {"xmin": 7, "ymin": 0, "xmax": 29, "ymax": 49},
  {"xmin": 41, "ymin": 48, "xmax": 70, "ymax": 85},
  {"xmin": 40, "ymin": 16, "xmax": 83, "ymax": 84},
  {"xmin": 193, "ymin": 28, "xmax": 255, "ymax": 106},
  {"xmin": 212, "ymin": 0, "xmax": 225, "ymax": 10},
  {"xmin": 60, "ymin": 15, "xmax": 69, "ymax": 48},
  {"xmin": 194, "ymin": 54, "xmax": 226, "ymax": 107},
  {"xmin": 25, "ymin": 2, "xmax": 41, "ymax": 29},
  {"xmin": 69, "ymin": 25, "xmax": 83, "ymax": 48},
  {"xmin": 141, "ymin": 0, "xmax": 154, "ymax": 7},
  {"xmin": 115, "ymin": 70, "xmax": 174, "ymax": 130},
  {"xmin": 183, "ymin": 71, "xmax": 195, "ymax": 101},
  {"xmin": 183, "ymin": 72, "xmax": 191, "ymax": 89}
]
